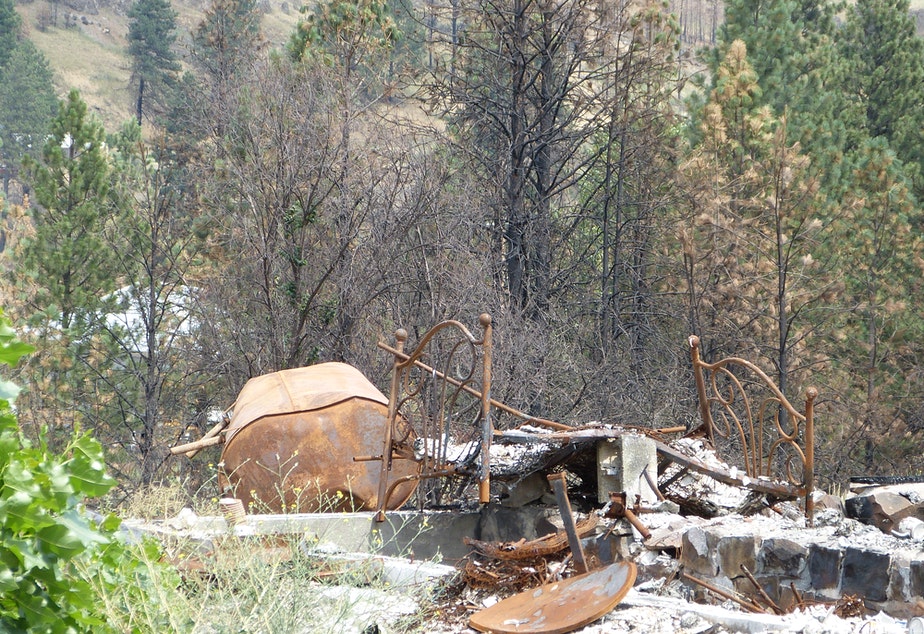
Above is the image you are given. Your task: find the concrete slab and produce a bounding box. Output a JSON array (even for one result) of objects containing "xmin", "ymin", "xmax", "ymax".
[{"xmin": 596, "ymin": 435, "xmax": 658, "ymax": 505}]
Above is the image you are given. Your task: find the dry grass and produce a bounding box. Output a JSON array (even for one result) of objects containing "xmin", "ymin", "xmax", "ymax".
[
  {"xmin": 16, "ymin": 3, "xmax": 133, "ymax": 129},
  {"xmin": 97, "ymin": 480, "xmax": 441, "ymax": 633},
  {"xmin": 13, "ymin": 0, "xmax": 302, "ymax": 132}
]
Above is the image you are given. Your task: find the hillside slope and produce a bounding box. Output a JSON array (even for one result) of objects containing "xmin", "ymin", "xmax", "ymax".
[{"xmin": 14, "ymin": 0, "xmax": 301, "ymax": 130}]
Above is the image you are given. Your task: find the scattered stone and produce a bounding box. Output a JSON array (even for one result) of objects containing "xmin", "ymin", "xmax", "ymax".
[{"xmin": 846, "ymin": 485, "xmax": 924, "ymax": 534}]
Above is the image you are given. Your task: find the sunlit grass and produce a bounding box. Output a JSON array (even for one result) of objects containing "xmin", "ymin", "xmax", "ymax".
[
  {"xmin": 14, "ymin": 0, "xmax": 304, "ymax": 132},
  {"xmin": 94, "ymin": 479, "xmax": 445, "ymax": 633}
]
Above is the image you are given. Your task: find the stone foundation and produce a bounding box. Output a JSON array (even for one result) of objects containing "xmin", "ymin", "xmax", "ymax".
[{"xmin": 673, "ymin": 513, "xmax": 924, "ymax": 618}]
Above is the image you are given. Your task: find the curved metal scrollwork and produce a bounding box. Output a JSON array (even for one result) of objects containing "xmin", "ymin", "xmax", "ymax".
[
  {"xmin": 374, "ymin": 315, "xmax": 493, "ymax": 519},
  {"xmin": 690, "ymin": 336, "xmax": 816, "ymax": 521}
]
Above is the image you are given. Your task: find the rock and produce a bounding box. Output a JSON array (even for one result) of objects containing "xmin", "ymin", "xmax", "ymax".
[
  {"xmin": 716, "ymin": 533, "xmax": 758, "ymax": 579},
  {"xmin": 846, "ymin": 487, "xmax": 924, "ymax": 534},
  {"xmin": 499, "ymin": 472, "xmax": 551, "ymax": 508},
  {"xmin": 910, "ymin": 558, "xmax": 924, "ymax": 599},
  {"xmin": 758, "ymin": 537, "xmax": 808, "ymax": 578},
  {"xmin": 808, "ymin": 544, "xmax": 843, "ymax": 590},
  {"xmin": 165, "ymin": 507, "xmax": 198, "ymax": 530},
  {"xmin": 681, "ymin": 526, "xmax": 718, "ymax": 577},
  {"xmin": 842, "ymin": 547, "xmax": 890, "ymax": 602},
  {"xmin": 812, "ymin": 491, "xmax": 845, "ymax": 514}
]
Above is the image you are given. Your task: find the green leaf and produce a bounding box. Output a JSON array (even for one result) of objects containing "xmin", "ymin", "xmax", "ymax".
[
  {"xmin": 0, "ymin": 566, "xmax": 15, "ymax": 592},
  {"xmin": 66, "ymin": 436, "xmax": 115, "ymax": 497},
  {"xmin": 0, "ymin": 341, "xmax": 33, "ymax": 369},
  {"xmin": 0, "ymin": 314, "xmax": 33, "ymax": 368},
  {"xmin": 4, "ymin": 537, "xmax": 48, "ymax": 571},
  {"xmin": 0, "ymin": 379, "xmax": 20, "ymax": 402},
  {"xmin": 36, "ymin": 509, "xmax": 108, "ymax": 559}
]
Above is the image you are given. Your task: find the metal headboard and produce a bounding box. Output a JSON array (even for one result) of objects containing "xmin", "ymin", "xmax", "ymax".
[
  {"xmin": 373, "ymin": 314, "xmax": 493, "ymax": 520},
  {"xmin": 689, "ymin": 335, "xmax": 817, "ymax": 522}
]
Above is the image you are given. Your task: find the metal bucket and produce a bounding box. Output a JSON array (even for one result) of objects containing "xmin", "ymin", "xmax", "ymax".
[{"xmin": 218, "ymin": 362, "xmax": 419, "ymax": 513}]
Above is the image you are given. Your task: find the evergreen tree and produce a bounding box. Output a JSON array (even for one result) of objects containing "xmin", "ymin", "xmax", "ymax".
[
  {"xmin": 86, "ymin": 124, "xmax": 206, "ymax": 486},
  {"xmin": 832, "ymin": 139, "xmax": 924, "ymax": 473},
  {"xmin": 0, "ymin": 0, "xmax": 20, "ymax": 69},
  {"xmin": 127, "ymin": 0, "xmax": 180, "ymax": 126},
  {"xmin": 0, "ymin": 40, "xmax": 58, "ymax": 164},
  {"xmin": 190, "ymin": 0, "xmax": 264, "ymax": 137},
  {"xmin": 19, "ymin": 91, "xmax": 117, "ymax": 330},
  {"xmin": 681, "ymin": 41, "xmax": 836, "ymax": 392},
  {"xmin": 709, "ymin": 0, "xmax": 854, "ymax": 196},
  {"xmin": 193, "ymin": 0, "xmax": 263, "ymax": 85},
  {"xmin": 837, "ymin": 0, "xmax": 924, "ymax": 197}
]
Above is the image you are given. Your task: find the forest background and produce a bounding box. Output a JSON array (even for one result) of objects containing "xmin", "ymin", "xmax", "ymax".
[{"xmin": 2, "ymin": 0, "xmax": 924, "ymax": 501}]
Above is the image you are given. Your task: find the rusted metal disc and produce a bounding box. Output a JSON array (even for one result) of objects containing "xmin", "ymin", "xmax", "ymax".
[{"xmin": 469, "ymin": 561, "xmax": 637, "ymax": 634}]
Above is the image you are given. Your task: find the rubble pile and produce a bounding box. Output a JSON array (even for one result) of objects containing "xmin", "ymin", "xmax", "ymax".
[
  {"xmin": 144, "ymin": 430, "xmax": 924, "ymax": 633},
  {"xmin": 434, "ymin": 432, "xmax": 924, "ymax": 633}
]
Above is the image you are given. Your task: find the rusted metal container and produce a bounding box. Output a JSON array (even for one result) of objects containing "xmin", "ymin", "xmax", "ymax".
[{"xmin": 218, "ymin": 362, "xmax": 419, "ymax": 513}]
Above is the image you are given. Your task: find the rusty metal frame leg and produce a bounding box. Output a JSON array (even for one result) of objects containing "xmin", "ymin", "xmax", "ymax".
[
  {"xmin": 804, "ymin": 387, "xmax": 817, "ymax": 526},
  {"xmin": 375, "ymin": 329, "xmax": 408, "ymax": 522},
  {"xmin": 547, "ymin": 472, "xmax": 588, "ymax": 574},
  {"xmin": 479, "ymin": 314, "xmax": 493, "ymax": 504}
]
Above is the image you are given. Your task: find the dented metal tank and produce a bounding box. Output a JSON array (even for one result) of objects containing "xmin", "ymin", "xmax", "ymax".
[{"xmin": 217, "ymin": 362, "xmax": 419, "ymax": 513}]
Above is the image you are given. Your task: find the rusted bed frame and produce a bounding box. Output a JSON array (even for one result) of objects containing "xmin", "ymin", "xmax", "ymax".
[
  {"xmin": 686, "ymin": 335, "xmax": 817, "ymax": 522},
  {"xmin": 368, "ymin": 326, "xmax": 817, "ymax": 523},
  {"xmin": 371, "ymin": 314, "xmax": 494, "ymax": 521}
]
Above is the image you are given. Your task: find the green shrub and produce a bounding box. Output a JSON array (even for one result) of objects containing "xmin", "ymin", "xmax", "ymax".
[{"xmin": 0, "ymin": 309, "xmax": 184, "ymax": 632}]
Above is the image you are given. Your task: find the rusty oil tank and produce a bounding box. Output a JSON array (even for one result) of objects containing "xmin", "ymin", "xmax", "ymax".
[{"xmin": 218, "ymin": 362, "xmax": 419, "ymax": 513}]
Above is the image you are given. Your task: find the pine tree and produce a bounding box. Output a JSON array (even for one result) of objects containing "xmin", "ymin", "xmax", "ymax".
[
  {"xmin": 712, "ymin": 0, "xmax": 854, "ymax": 196},
  {"xmin": 0, "ymin": 41, "xmax": 58, "ymax": 164},
  {"xmin": 20, "ymin": 91, "xmax": 117, "ymax": 330},
  {"xmin": 127, "ymin": 0, "xmax": 180, "ymax": 125},
  {"xmin": 88, "ymin": 125, "xmax": 206, "ymax": 486},
  {"xmin": 190, "ymin": 0, "xmax": 264, "ymax": 136},
  {"xmin": 837, "ymin": 0, "xmax": 924, "ymax": 197},
  {"xmin": 193, "ymin": 0, "xmax": 263, "ymax": 84},
  {"xmin": 834, "ymin": 139, "xmax": 924, "ymax": 472},
  {"xmin": 681, "ymin": 41, "xmax": 835, "ymax": 392},
  {"xmin": 0, "ymin": 0, "xmax": 20, "ymax": 70}
]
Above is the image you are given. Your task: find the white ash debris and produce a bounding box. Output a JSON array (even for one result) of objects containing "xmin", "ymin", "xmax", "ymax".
[
  {"xmin": 639, "ymin": 505, "xmax": 914, "ymax": 552},
  {"xmin": 661, "ymin": 438, "xmax": 753, "ymax": 511},
  {"xmin": 413, "ymin": 436, "xmax": 479, "ymax": 464},
  {"xmin": 598, "ymin": 589, "xmax": 908, "ymax": 634},
  {"xmin": 489, "ymin": 439, "xmax": 559, "ymax": 477},
  {"xmin": 426, "ymin": 587, "xmax": 910, "ymax": 634},
  {"xmin": 305, "ymin": 583, "xmax": 421, "ymax": 634}
]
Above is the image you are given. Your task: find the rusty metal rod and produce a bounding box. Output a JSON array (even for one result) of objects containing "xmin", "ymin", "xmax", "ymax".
[
  {"xmin": 377, "ymin": 340, "xmax": 571, "ymax": 431},
  {"xmin": 375, "ymin": 331, "xmax": 408, "ymax": 522},
  {"xmin": 373, "ymin": 468, "xmax": 460, "ymax": 523},
  {"xmin": 547, "ymin": 472, "xmax": 589, "ymax": 574},
  {"xmin": 681, "ymin": 572, "xmax": 767, "ymax": 614},
  {"xmin": 642, "ymin": 469, "xmax": 666, "ymax": 502},
  {"xmin": 804, "ymin": 387, "xmax": 817, "ymax": 526},
  {"xmin": 479, "ymin": 313, "xmax": 493, "ymax": 504},
  {"xmin": 741, "ymin": 564, "xmax": 784, "ymax": 615},
  {"xmin": 622, "ymin": 506, "xmax": 652, "ymax": 540}
]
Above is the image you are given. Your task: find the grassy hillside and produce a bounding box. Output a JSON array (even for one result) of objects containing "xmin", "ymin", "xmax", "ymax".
[{"xmin": 14, "ymin": 0, "xmax": 301, "ymax": 131}]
